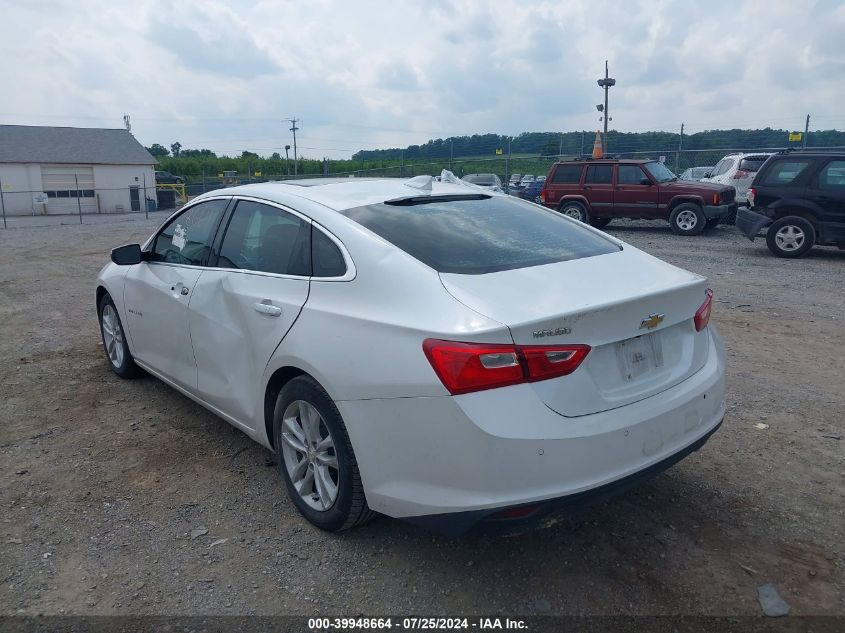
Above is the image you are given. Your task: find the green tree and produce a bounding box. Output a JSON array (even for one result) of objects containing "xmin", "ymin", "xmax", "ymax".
[
  {"xmin": 170, "ymin": 142, "xmax": 182, "ymax": 157},
  {"xmin": 147, "ymin": 143, "xmax": 169, "ymax": 157}
]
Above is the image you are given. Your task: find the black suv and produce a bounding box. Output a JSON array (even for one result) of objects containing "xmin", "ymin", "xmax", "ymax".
[{"xmin": 736, "ymin": 151, "xmax": 845, "ymax": 257}]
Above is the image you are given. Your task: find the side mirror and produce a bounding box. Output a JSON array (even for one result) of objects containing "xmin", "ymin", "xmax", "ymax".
[
  {"xmin": 640, "ymin": 178, "xmax": 653, "ymax": 186},
  {"xmin": 703, "ymin": 172, "xmax": 712, "ymax": 178},
  {"xmin": 111, "ymin": 243, "xmax": 143, "ymax": 266}
]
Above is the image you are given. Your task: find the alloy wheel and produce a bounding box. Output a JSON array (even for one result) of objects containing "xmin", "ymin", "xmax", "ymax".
[
  {"xmin": 281, "ymin": 400, "xmax": 339, "ymax": 511},
  {"xmin": 562, "ymin": 206, "xmax": 585, "ymax": 221},
  {"xmin": 676, "ymin": 209, "xmax": 698, "ymax": 231},
  {"xmin": 101, "ymin": 305, "xmax": 125, "ymax": 369},
  {"xmin": 774, "ymin": 224, "xmax": 805, "ymax": 252}
]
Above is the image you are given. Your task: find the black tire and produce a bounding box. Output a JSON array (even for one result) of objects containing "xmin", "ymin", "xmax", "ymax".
[
  {"xmin": 273, "ymin": 376, "xmax": 375, "ymax": 532},
  {"xmin": 559, "ymin": 201, "xmax": 589, "ymax": 223},
  {"xmin": 765, "ymin": 216, "xmax": 815, "ymax": 258},
  {"xmin": 704, "ymin": 218, "xmax": 721, "ymax": 231},
  {"xmin": 669, "ymin": 203, "xmax": 706, "ymax": 236},
  {"xmin": 98, "ymin": 294, "xmax": 140, "ymax": 379},
  {"xmin": 590, "ymin": 217, "xmax": 612, "ymax": 229}
]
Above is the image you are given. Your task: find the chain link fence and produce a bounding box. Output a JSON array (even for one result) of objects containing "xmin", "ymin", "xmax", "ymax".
[{"xmin": 4, "ymin": 145, "xmax": 845, "ymax": 229}]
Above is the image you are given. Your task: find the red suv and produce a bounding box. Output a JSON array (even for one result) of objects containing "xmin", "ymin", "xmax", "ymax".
[{"xmin": 540, "ymin": 159, "xmax": 737, "ymax": 235}]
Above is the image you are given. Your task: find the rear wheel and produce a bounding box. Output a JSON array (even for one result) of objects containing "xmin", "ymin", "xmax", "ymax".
[
  {"xmin": 274, "ymin": 376, "xmax": 375, "ymax": 531},
  {"xmin": 766, "ymin": 216, "xmax": 815, "ymax": 258},
  {"xmin": 559, "ymin": 202, "xmax": 588, "ymax": 223},
  {"xmin": 590, "ymin": 217, "xmax": 612, "ymax": 229},
  {"xmin": 669, "ymin": 203, "xmax": 706, "ymax": 236}
]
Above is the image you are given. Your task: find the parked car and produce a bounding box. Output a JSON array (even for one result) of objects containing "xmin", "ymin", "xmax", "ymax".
[
  {"xmin": 735, "ymin": 150, "xmax": 845, "ymax": 258},
  {"xmin": 520, "ymin": 179, "xmax": 545, "ymax": 202},
  {"xmin": 154, "ymin": 170, "xmax": 184, "ymax": 184},
  {"xmin": 520, "ymin": 175, "xmax": 536, "ymax": 186},
  {"xmin": 540, "ymin": 159, "xmax": 737, "ymax": 235},
  {"xmin": 461, "ymin": 173, "xmax": 503, "ymax": 192},
  {"xmin": 679, "ymin": 166, "xmax": 714, "ymax": 181},
  {"xmin": 96, "ymin": 177, "xmax": 724, "ymax": 534},
  {"xmin": 701, "ymin": 152, "xmax": 773, "ymax": 206}
]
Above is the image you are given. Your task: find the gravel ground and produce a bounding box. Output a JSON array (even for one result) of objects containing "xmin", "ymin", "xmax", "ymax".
[{"xmin": 1, "ymin": 217, "xmax": 843, "ymax": 617}]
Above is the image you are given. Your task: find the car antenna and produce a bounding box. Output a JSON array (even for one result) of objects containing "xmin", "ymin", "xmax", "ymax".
[{"xmin": 404, "ymin": 175, "xmax": 433, "ymax": 193}]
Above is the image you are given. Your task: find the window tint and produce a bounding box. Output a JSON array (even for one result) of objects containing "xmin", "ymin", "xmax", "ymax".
[
  {"xmin": 819, "ymin": 160, "xmax": 845, "ymax": 189},
  {"xmin": 739, "ymin": 156, "xmax": 768, "ymax": 172},
  {"xmin": 585, "ymin": 165, "xmax": 613, "ymax": 184},
  {"xmin": 151, "ymin": 199, "xmax": 228, "ymax": 265},
  {"xmin": 618, "ymin": 165, "xmax": 646, "ymax": 185},
  {"xmin": 338, "ymin": 196, "xmax": 619, "ymax": 275},
  {"xmin": 312, "ymin": 229, "xmax": 347, "ymax": 277},
  {"xmin": 551, "ymin": 165, "xmax": 582, "ymax": 184},
  {"xmin": 762, "ymin": 160, "xmax": 812, "ymax": 186},
  {"xmin": 217, "ymin": 200, "xmax": 310, "ymax": 275}
]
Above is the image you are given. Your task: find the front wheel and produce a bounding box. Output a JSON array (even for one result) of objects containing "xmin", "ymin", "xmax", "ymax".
[
  {"xmin": 766, "ymin": 216, "xmax": 815, "ymax": 258},
  {"xmin": 274, "ymin": 376, "xmax": 375, "ymax": 531},
  {"xmin": 669, "ymin": 203, "xmax": 706, "ymax": 236},
  {"xmin": 559, "ymin": 202, "xmax": 588, "ymax": 223},
  {"xmin": 98, "ymin": 294, "xmax": 140, "ymax": 378}
]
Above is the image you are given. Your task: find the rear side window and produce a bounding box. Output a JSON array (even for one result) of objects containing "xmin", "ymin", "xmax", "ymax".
[
  {"xmin": 819, "ymin": 160, "xmax": 845, "ymax": 190},
  {"xmin": 550, "ymin": 165, "xmax": 582, "ymax": 184},
  {"xmin": 151, "ymin": 199, "xmax": 228, "ymax": 266},
  {"xmin": 711, "ymin": 159, "xmax": 734, "ymax": 177},
  {"xmin": 338, "ymin": 196, "xmax": 620, "ymax": 275},
  {"xmin": 762, "ymin": 160, "xmax": 812, "ymax": 186},
  {"xmin": 312, "ymin": 229, "xmax": 347, "ymax": 277},
  {"xmin": 217, "ymin": 200, "xmax": 310, "ymax": 275},
  {"xmin": 585, "ymin": 165, "xmax": 613, "ymax": 184}
]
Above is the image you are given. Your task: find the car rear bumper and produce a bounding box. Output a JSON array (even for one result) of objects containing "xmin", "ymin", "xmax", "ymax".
[
  {"xmin": 337, "ymin": 328, "xmax": 726, "ymax": 535},
  {"xmin": 735, "ymin": 207, "xmax": 773, "ymax": 240},
  {"xmin": 703, "ymin": 202, "xmax": 737, "ymax": 219}
]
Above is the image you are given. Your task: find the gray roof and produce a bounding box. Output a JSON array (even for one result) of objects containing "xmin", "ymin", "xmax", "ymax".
[{"xmin": 0, "ymin": 125, "xmax": 157, "ymax": 165}]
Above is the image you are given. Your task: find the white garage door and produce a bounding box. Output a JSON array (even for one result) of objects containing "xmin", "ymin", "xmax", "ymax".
[{"xmin": 41, "ymin": 166, "xmax": 97, "ymax": 215}]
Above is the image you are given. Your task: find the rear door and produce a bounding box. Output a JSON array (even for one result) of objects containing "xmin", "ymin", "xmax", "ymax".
[
  {"xmin": 188, "ymin": 198, "xmax": 313, "ymax": 427},
  {"xmin": 808, "ymin": 159, "xmax": 845, "ymax": 237},
  {"xmin": 614, "ymin": 164, "xmax": 659, "ymax": 217},
  {"xmin": 582, "ymin": 164, "xmax": 614, "ymax": 216}
]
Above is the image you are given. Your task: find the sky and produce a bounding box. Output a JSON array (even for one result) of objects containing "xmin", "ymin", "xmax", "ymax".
[{"xmin": 1, "ymin": 0, "xmax": 844, "ymax": 159}]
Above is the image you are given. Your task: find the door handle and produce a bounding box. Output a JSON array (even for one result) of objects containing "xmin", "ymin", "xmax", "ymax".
[
  {"xmin": 180, "ymin": 286, "xmax": 190, "ymax": 295},
  {"xmin": 253, "ymin": 301, "xmax": 282, "ymax": 317}
]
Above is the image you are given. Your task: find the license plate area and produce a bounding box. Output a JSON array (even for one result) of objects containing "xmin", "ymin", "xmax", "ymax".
[{"xmin": 617, "ymin": 332, "xmax": 664, "ymax": 381}]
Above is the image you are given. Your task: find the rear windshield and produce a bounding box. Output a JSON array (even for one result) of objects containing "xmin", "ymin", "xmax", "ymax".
[
  {"xmin": 338, "ymin": 196, "xmax": 620, "ymax": 274},
  {"xmin": 739, "ymin": 157, "xmax": 768, "ymax": 172},
  {"xmin": 463, "ymin": 175, "xmax": 496, "ymax": 185}
]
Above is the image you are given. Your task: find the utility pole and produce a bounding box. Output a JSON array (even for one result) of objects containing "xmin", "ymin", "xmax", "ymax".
[
  {"xmin": 287, "ymin": 119, "xmax": 299, "ymax": 175},
  {"xmin": 400, "ymin": 150, "xmax": 405, "ymax": 177},
  {"xmin": 505, "ymin": 137, "xmax": 512, "ymax": 192},
  {"xmin": 675, "ymin": 123, "xmax": 684, "ymax": 173},
  {"xmin": 284, "ymin": 145, "xmax": 291, "ymax": 176},
  {"xmin": 803, "ymin": 114, "xmax": 810, "ymax": 148},
  {"xmin": 449, "ymin": 140, "xmax": 453, "ymax": 170},
  {"xmin": 597, "ymin": 61, "xmax": 616, "ymax": 152},
  {"xmin": 75, "ymin": 174, "xmax": 83, "ymax": 225},
  {"xmin": 559, "ymin": 134, "xmax": 563, "ymax": 158},
  {"xmin": 580, "ymin": 131, "xmax": 585, "ymax": 157}
]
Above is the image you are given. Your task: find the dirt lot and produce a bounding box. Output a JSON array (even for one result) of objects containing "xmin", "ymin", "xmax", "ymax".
[{"xmin": 1, "ymin": 216, "xmax": 843, "ymax": 617}]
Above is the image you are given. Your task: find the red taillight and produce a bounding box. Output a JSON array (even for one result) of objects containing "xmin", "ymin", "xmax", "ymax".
[
  {"xmin": 732, "ymin": 169, "xmax": 750, "ymax": 179},
  {"xmin": 694, "ymin": 288, "xmax": 714, "ymax": 332},
  {"xmin": 422, "ymin": 339, "xmax": 591, "ymax": 395},
  {"xmin": 748, "ymin": 187, "xmax": 756, "ymax": 207},
  {"xmin": 712, "ymin": 192, "xmax": 720, "ymax": 205},
  {"xmin": 539, "ymin": 189, "xmax": 546, "ymax": 203}
]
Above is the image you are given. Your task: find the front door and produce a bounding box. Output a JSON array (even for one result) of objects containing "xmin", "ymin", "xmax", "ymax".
[
  {"xmin": 129, "ymin": 186, "xmax": 140, "ymax": 212},
  {"xmin": 189, "ymin": 199, "xmax": 312, "ymax": 428},
  {"xmin": 582, "ymin": 164, "xmax": 614, "ymax": 217},
  {"xmin": 614, "ymin": 164, "xmax": 659, "ymax": 217},
  {"xmin": 809, "ymin": 159, "xmax": 845, "ymax": 240},
  {"xmin": 123, "ymin": 198, "xmax": 229, "ymax": 390}
]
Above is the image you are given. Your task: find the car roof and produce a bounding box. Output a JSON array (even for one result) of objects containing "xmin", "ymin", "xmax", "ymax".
[
  {"xmin": 191, "ymin": 177, "xmax": 486, "ymax": 211},
  {"xmin": 554, "ymin": 158, "xmax": 653, "ymax": 164}
]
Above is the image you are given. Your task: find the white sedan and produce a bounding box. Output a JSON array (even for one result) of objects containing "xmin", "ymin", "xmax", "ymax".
[{"xmin": 96, "ymin": 175, "xmax": 725, "ymax": 534}]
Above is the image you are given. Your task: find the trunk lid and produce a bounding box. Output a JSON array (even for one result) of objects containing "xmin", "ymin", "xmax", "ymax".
[{"xmin": 440, "ymin": 247, "xmax": 711, "ymax": 417}]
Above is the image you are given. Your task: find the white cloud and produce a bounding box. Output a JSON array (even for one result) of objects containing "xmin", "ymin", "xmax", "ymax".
[{"xmin": 1, "ymin": 0, "xmax": 843, "ymax": 157}]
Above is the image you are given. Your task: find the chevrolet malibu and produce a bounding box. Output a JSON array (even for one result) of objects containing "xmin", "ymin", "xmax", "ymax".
[{"xmin": 96, "ymin": 176, "xmax": 725, "ymax": 534}]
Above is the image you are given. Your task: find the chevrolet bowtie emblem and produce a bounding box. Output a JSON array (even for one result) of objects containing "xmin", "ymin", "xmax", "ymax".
[{"xmin": 639, "ymin": 313, "xmax": 665, "ymax": 330}]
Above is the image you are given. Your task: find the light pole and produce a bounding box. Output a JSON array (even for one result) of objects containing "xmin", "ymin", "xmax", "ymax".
[
  {"xmin": 596, "ymin": 60, "xmax": 616, "ymax": 152},
  {"xmin": 284, "ymin": 145, "xmax": 291, "ymax": 176}
]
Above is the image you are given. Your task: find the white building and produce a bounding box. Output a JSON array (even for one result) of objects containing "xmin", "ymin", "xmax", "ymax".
[{"xmin": 0, "ymin": 125, "xmax": 157, "ymax": 216}]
